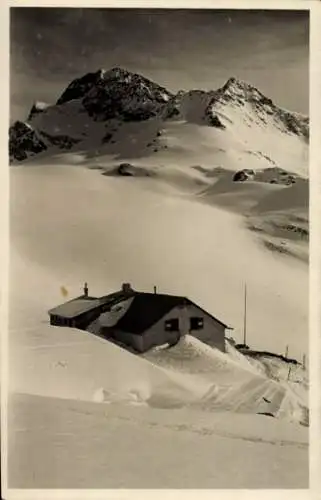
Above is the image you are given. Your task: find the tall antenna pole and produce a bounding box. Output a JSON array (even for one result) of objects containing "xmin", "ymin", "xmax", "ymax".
[
  {"xmin": 287, "ymin": 365, "xmax": 292, "ymax": 381},
  {"xmin": 243, "ymin": 283, "xmax": 247, "ymax": 346}
]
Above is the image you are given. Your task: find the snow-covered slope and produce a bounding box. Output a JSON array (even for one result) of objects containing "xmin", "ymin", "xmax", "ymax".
[
  {"xmin": 8, "ymin": 67, "xmax": 309, "ymax": 490},
  {"xmin": 9, "ymin": 324, "xmax": 308, "ymax": 488},
  {"xmin": 10, "ymin": 324, "xmax": 307, "ymax": 423},
  {"xmin": 10, "ymin": 165, "xmax": 308, "ymax": 362},
  {"xmin": 143, "ymin": 336, "xmax": 308, "ymax": 423},
  {"xmin": 9, "ymin": 391, "xmax": 308, "ymax": 489},
  {"xmin": 9, "ymin": 68, "xmax": 308, "ymax": 177},
  {"xmin": 9, "ymin": 160, "xmax": 309, "ymax": 490}
]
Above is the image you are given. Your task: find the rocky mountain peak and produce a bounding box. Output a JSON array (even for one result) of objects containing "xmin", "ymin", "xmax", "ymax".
[
  {"xmin": 102, "ymin": 66, "xmax": 132, "ymax": 79},
  {"xmin": 81, "ymin": 68, "xmax": 173, "ymax": 121},
  {"xmin": 56, "ymin": 69, "xmax": 105, "ymax": 105},
  {"xmin": 219, "ymin": 77, "xmax": 273, "ymax": 105},
  {"xmin": 54, "ymin": 67, "xmax": 173, "ymax": 121},
  {"xmin": 211, "ymin": 76, "xmax": 308, "ymax": 139},
  {"xmin": 9, "ymin": 67, "xmax": 309, "ymax": 163}
]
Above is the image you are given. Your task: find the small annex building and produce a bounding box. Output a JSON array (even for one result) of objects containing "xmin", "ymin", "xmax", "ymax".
[{"xmin": 48, "ymin": 283, "xmax": 231, "ymax": 353}]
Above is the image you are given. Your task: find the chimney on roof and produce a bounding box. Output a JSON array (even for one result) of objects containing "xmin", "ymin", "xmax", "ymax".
[
  {"xmin": 154, "ymin": 286, "xmax": 157, "ymax": 294},
  {"xmin": 84, "ymin": 282, "xmax": 89, "ymax": 297},
  {"xmin": 122, "ymin": 283, "xmax": 132, "ymax": 294}
]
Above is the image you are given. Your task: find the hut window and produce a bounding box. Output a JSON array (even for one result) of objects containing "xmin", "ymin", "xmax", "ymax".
[
  {"xmin": 165, "ymin": 318, "xmax": 179, "ymax": 332},
  {"xmin": 190, "ymin": 317, "xmax": 204, "ymax": 330}
]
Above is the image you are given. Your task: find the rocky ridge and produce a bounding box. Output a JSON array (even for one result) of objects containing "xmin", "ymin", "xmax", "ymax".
[{"xmin": 9, "ymin": 67, "xmax": 309, "ymax": 163}]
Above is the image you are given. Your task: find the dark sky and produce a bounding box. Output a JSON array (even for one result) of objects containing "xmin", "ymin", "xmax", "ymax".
[{"xmin": 10, "ymin": 8, "xmax": 309, "ymax": 122}]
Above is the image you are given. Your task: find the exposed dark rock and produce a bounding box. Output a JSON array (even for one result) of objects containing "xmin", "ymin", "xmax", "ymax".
[
  {"xmin": 80, "ymin": 67, "xmax": 173, "ymax": 122},
  {"xmin": 254, "ymin": 167, "xmax": 298, "ymax": 186},
  {"xmin": 286, "ymin": 176, "xmax": 296, "ymax": 185},
  {"xmin": 165, "ymin": 100, "xmax": 181, "ymax": 119},
  {"xmin": 102, "ymin": 132, "xmax": 113, "ymax": 143},
  {"xmin": 103, "ymin": 163, "xmax": 153, "ymax": 178},
  {"xmin": 281, "ymin": 112, "xmax": 309, "ymax": 140},
  {"xmin": 56, "ymin": 70, "xmax": 104, "ymax": 105},
  {"xmin": 233, "ymin": 169, "xmax": 254, "ymax": 182},
  {"xmin": 206, "ymin": 113, "xmax": 226, "ymax": 129},
  {"xmin": 9, "ymin": 121, "xmax": 47, "ymax": 161},
  {"xmin": 118, "ymin": 163, "xmax": 134, "ymax": 176},
  {"xmin": 285, "ymin": 224, "xmax": 308, "ymax": 239}
]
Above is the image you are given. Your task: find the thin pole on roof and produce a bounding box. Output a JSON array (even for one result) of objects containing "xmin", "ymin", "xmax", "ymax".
[{"xmin": 243, "ymin": 283, "xmax": 247, "ymax": 346}]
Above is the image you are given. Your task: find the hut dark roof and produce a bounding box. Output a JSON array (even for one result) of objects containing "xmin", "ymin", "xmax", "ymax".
[
  {"xmin": 49, "ymin": 287, "xmax": 230, "ymax": 331},
  {"xmin": 96, "ymin": 292, "xmax": 229, "ymax": 335},
  {"xmin": 99, "ymin": 289, "xmax": 136, "ymax": 306},
  {"xmin": 108, "ymin": 293, "xmax": 188, "ymax": 334}
]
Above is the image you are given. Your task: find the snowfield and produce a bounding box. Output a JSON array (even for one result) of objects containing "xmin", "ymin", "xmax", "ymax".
[
  {"xmin": 9, "ymin": 392, "xmax": 308, "ymax": 489},
  {"xmin": 9, "ymin": 325, "xmax": 308, "ymax": 489},
  {"xmin": 8, "ymin": 161, "xmax": 308, "ymax": 489},
  {"xmin": 10, "ymin": 165, "xmax": 308, "ymax": 358}
]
